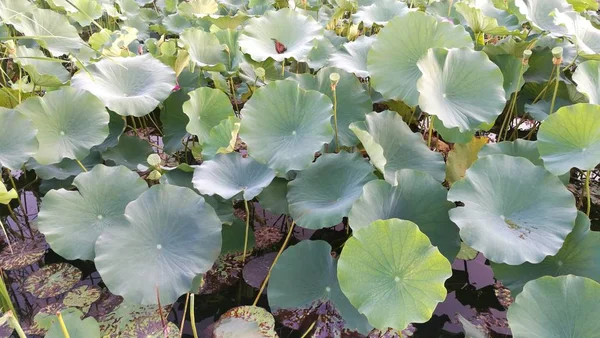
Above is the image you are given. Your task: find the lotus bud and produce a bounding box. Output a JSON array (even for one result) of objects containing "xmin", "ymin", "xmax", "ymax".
[
  {"xmin": 147, "ymin": 154, "xmax": 161, "ymax": 167},
  {"xmin": 255, "ymin": 67, "xmax": 266, "ymax": 80},
  {"xmin": 148, "ymin": 170, "xmax": 162, "ymax": 180},
  {"xmin": 330, "ymin": 72, "xmax": 340, "ymax": 90},
  {"xmin": 551, "ymin": 47, "xmax": 563, "ymax": 65}
]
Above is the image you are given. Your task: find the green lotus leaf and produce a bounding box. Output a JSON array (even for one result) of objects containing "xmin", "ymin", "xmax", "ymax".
[
  {"xmin": 493, "ymin": 211, "xmax": 600, "ymax": 296},
  {"xmin": 0, "ymin": 0, "xmax": 36, "ymax": 28},
  {"xmin": 163, "ymin": 13, "xmax": 192, "ymax": 34},
  {"xmin": 525, "ymin": 99, "xmax": 571, "ymax": 122},
  {"xmin": 350, "ymin": 110, "xmax": 445, "ymax": 183},
  {"xmin": 46, "ymin": 309, "xmax": 101, "ymax": 338},
  {"xmin": 367, "ymin": 11, "xmax": 473, "ymax": 107},
  {"xmin": 328, "ymin": 36, "xmax": 374, "ymax": 78},
  {"xmin": 49, "ymin": 0, "xmax": 103, "ymax": 26},
  {"xmin": 102, "ymin": 135, "xmax": 154, "ymax": 171},
  {"xmin": 16, "ymin": 87, "xmax": 109, "ymax": 165},
  {"xmin": 554, "ymin": 10, "xmax": 600, "ymax": 56},
  {"xmin": 572, "ymin": 60, "xmax": 600, "ymax": 104},
  {"xmin": 24, "ymin": 263, "xmax": 81, "ymax": 298},
  {"xmin": 221, "ymin": 218, "xmax": 255, "ymax": 255},
  {"xmin": 182, "ymin": 87, "xmax": 235, "ymax": 143},
  {"xmin": 0, "ymin": 108, "xmax": 37, "ymax": 171},
  {"xmin": 0, "ymin": 183, "xmax": 17, "ymax": 205},
  {"xmin": 292, "ymin": 67, "xmax": 372, "ymax": 147},
  {"xmin": 13, "ymin": 46, "xmax": 70, "ymax": 87},
  {"xmin": 239, "ymin": 80, "xmax": 333, "ymax": 174},
  {"xmin": 288, "ymin": 152, "xmax": 376, "ymax": 230},
  {"xmin": 0, "ymin": 237, "xmax": 46, "ymax": 270},
  {"xmin": 537, "ymin": 103, "xmax": 600, "ymax": 175},
  {"xmin": 38, "ymin": 165, "xmax": 148, "ymax": 261},
  {"xmin": 179, "ymin": 28, "xmax": 229, "ymax": 71},
  {"xmin": 487, "ymin": 53, "xmax": 529, "ymax": 100},
  {"xmin": 417, "ymin": 47, "xmax": 506, "ymax": 132},
  {"xmin": 239, "ymin": 8, "xmax": 323, "ymax": 62},
  {"xmin": 160, "ymin": 90, "xmax": 190, "ymax": 154},
  {"xmin": 348, "ymin": 169, "xmax": 460, "ymax": 260},
  {"xmin": 95, "ymin": 184, "xmax": 222, "ymax": 304},
  {"xmin": 338, "ymin": 219, "xmax": 452, "ymax": 331},
  {"xmin": 201, "ymin": 116, "xmax": 240, "ymax": 160},
  {"xmin": 448, "ymin": 155, "xmax": 577, "ymax": 265},
  {"xmin": 507, "ymin": 275, "xmax": 600, "ymax": 338},
  {"xmin": 455, "ymin": 2, "xmax": 521, "ymax": 36},
  {"xmin": 457, "ymin": 314, "xmax": 487, "ymax": 338},
  {"xmin": 568, "ymin": 0, "xmax": 599, "ymax": 11},
  {"xmin": 258, "ymin": 177, "xmax": 290, "ymax": 215},
  {"xmin": 178, "ymin": 0, "xmax": 218, "ymax": 17},
  {"xmin": 268, "ymin": 240, "xmax": 372, "ymax": 335},
  {"xmin": 446, "ymin": 136, "xmax": 489, "ymax": 186},
  {"xmin": 352, "ymin": 0, "xmax": 409, "ymax": 27},
  {"xmin": 92, "ymin": 110, "xmax": 126, "ymax": 153},
  {"xmin": 26, "ymin": 151, "xmax": 102, "ymax": 180},
  {"xmin": 33, "ymin": 304, "xmax": 78, "ymax": 332},
  {"xmin": 213, "ymin": 306, "xmax": 277, "ymax": 338},
  {"xmin": 71, "ymin": 54, "xmax": 176, "ymax": 117},
  {"xmin": 433, "ymin": 118, "xmax": 478, "ymax": 144},
  {"xmin": 514, "ymin": 0, "xmax": 572, "ymax": 36},
  {"xmin": 306, "ymin": 38, "xmax": 336, "ymax": 70},
  {"xmin": 457, "ymin": 243, "xmax": 479, "ymax": 261},
  {"xmin": 63, "ymin": 285, "xmax": 102, "ymax": 312},
  {"xmin": 192, "ymin": 152, "xmax": 276, "ymax": 200}
]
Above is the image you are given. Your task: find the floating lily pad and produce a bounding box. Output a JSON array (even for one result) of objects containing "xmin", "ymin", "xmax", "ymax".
[
  {"xmin": 507, "ymin": 275, "xmax": 600, "ymax": 338},
  {"xmin": 95, "ymin": 184, "xmax": 222, "ymax": 304},
  {"xmin": 573, "ymin": 60, "xmax": 600, "ymax": 104},
  {"xmin": 239, "ymin": 8, "xmax": 323, "ymax": 62},
  {"xmin": 350, "ymin": 110, "xmax": 445, "ymax": 183},
  {"xmin": 33, "ymin": 303, "xmax": 75, "ymax": 332},
  {"xmin": 38, "ymin": 164, "xmax": 148, "ymax": 261},
  {"xmin": 367, "ymin": 11, "xmax": 473, "ymax": 107},
  {"xmin": 416, "ymin": 47, "xmax": 506, "ymax": 133},
  {"xmin": 537, "ymin": 103, "xmax": 600, "ymax": 176},
  {"xmin": 198, "ymin": 252, "xmax": 244, "ymax": 295},
  {"xmin": 71, "ymin": 54, "xmax": 176, "ymax": 117},
  {"xmin": 352, "ymin": 0, "xmax": 409, "ymax": 27},
  {"xmin": 0, "ymin": 236, "xmax": 47, "ymax": 270},
  {"xmin": 213, "ymin": 306, "xmax": 277, "ymax": 338},
  {"xmin": 493, "ymin": 211, "xmax": 600, "ymax": 296},
  {"xmin": 448, "ymin": 155, "xmax": 577, "ymax": 265},
  {"xmin": 269, "ymin": 240, "xmax": 372, "ymax": 335},
  {"xmin": 0, "ymin": 107, "xmax": 37, "ymax": 171},
  {"xmin": 16, "ymin": 87, "xmax": 109, "ymax": 165},
  {"xmin": 63, "ymin": 285, "xmax": 102, "ymax": 313},
  {"xmin": 23, "ymin": 263, "xmax": 81, "ymax": 298},
  {"xmin": 46, "ymin": 308, "xmax": 101, "ymax": 338},
  {"xmin": 348, "ymin": 169, "xmax": 460, "ymax": 261},
  {"xmin": 239, "ymin": 80, "xmax": 333, "ymax": 174},
  {"xmin": 338, "ymin": 219, "xmax": 452, "ymax": 331},
  {"xmin": 182, "ymin": 87, "xmax": 235, "ymax": 143},
  {"xmin": 98, "ymin": 301, "xmax": 171, "ymax": 337},
  {"xmin": 102, "ymin": 135, "xmax": 154, "ymax": 171},
  {"xmin": 121, "ymin": 317, "xmax": 179, "ymax": 337},
  {"xmin": 328, "ymin": 36, "xmax": 375, "ymax": 78},
  {"xmin": 288, "ymin": 152, "xmax": 376, "ymax": 230}
]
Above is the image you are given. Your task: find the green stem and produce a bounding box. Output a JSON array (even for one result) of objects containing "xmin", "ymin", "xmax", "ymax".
[
  {"xmin": 281, "ymin": 59, "xmax": 285, "ymax": 77},
  {"xmin": 243, "ymin": 199, "xmax": 250, "ymax": 262},
  {"xmin": 229, "ymin": 77, "xmax": 240, "ymax": 115},
  {"xmin": 500, "ymin": 62, "xmax": 524, "ymax": 141},
  {"xmin": 332, "ymin": 86, "xmax": 340, "ymax": 152},
  {"xmin": 0, "ymin": 219, "xmax": 12, "ymax": 254},
  {"xmin": 548, "ymin": 63, "xmax": 561, "ymax": 115},
  {"xmin": 300, "ymin": 321, "xmax": 317, "ymax": 338},
  {"xmin": 75, "ymin": 160, "xmax": 88, "ymax": 172},
  {"xmin": 427, "ymin": 115, "xmax": 434, "ymax": 149},
  {"xmin": 6, "ymin": 312, "xmax": 25, "ymax": 338},
  {"xmin": 57, "ymin": 311, "xmax": 70, "ymax": 338},
  {"xmin": 7, "ymin": 172, "xmax": 29, "ymax": 227},
  {"xmin": 190, "ymin": 294, "xmax": 198, "ymax": 338},
  {"xmin": 179, "ymin": 294, "xmax": 190, "ymax": 338},
  {"xmin": 586, "ymin": 170, "xmax": 592, "ymax": 216}
]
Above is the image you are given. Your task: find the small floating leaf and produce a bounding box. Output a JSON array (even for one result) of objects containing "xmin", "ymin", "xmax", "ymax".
[{"xmin": 24, "ymin": 263, "xmax": 82, "ymax": 298}]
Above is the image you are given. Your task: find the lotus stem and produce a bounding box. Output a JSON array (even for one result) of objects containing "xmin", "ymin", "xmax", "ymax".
[
  {"xmin": 252, "ymin": 220, "xmax": 296, "ymax": 306},
  {"xmin": 190, "ymin": 294, "xmax": 199, "ymax": 338},
  {"xmin": 586, "ymin": 170, "xmax": 592, "ymax": 216},
  {"xmin": 243, "ymin": 199, "xmax": 251, "ymax": 262},
  {"xmin": 75, "ymin": 159, "xmax": 88, "ymax": 172},
  {"xmin": 178, "ymin": 293, "xmax": 190, "ymax": 338},
  {"xmin": 0, "ymin": 219, "xmax": 12, "ymax": 254},
  {"xmin": 281, "ymin": 59, "xmax": 285, "ymax": 77},
  {"xmin": 300, "ymin": 320, "xmax": 317, "ymax": 338},
  {"xmin": 6, "ymin": 207, "xmax": 25, "ymax": 240},
  {"xmin": 5, "ymin": 312, "xmax": 25, "ymax": 338},
  {"xmin": 229, "ymin": 77, "xmax": 240, "ymax": 115},
  {"xmin": 7, "ymin": 172, "xmax": 29, "ymax": 227},
  {"xmin": 331, "ymin": 76, "xmax": 340, "ymax": 153},
  {"xmin": 549, "ymin": 48, "xmax": 563, "ymax": 116},
  {"xmin": 56, "ymin": 311, "xmax": 70, "ymax": 338},
  {"xmin": 427, "ymin": 115, "xmax": 434, "ymax": 149},
  {"xmin": 500, "ymin": 51, "xmax": 529, "ymax": 141},
  {"xmin": 155, "ymin": 285, "xmax": 167, "ymax": 335}
]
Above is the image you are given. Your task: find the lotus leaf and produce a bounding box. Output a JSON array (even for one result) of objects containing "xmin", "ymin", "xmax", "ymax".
[
  {"xmin": 213, "ymin": 306, "xmax": 277, "ymax": 338},
  {"xmin": 537, "ymin": 103, "xmax": 600, "ymax": 175},
  {"xmin": 350, "ymin": 110, "xmax": 445, "ymax": 183},
  {"xmin": 352, "ymin": 0, "xmax": 409, "ymax": 27},
  {"xmin": 448, "ymin": 155, "xmax": 577, "ymax": 265},
  {"xmin": 0, "ymin": 183, "xmax": 17, "ymax": 205},
  {"xmin": 269, "ymin": 240, "xmax": 372, "ymax": 335},
  {"xmin": 23, "ymin": 263, "xmax": 81, "ymax": 298},
  {"xmin": 16, "ymin": 87, "xmax": 109, "ymax": 165},
  {"xmin": 487, "ymin": 53, "xmax": 529, "ymax": 100},
  {"xmin": 328, "ymin": 36, "xmax": 374, "ymax": 78},
  {"xmin": 367, "ymin": 11, "xmax": 473, "ymax": 107},
  {"xmin": 13, "ymin": 46, "xmax": 70, "ymax": 87},
  {"xmin": 95, "ymin": 184, "xmax": 222, "ymax": 304},
  {"xmin": 93, "ymin": 110, "xmax": 126, "ymax": 153},
  {"xmin": 514, "ymin": 0, "xmax": 573, "ymax": 36},
  {"xmin": 102, "ymin": 135, "xmax": 154, "ymax": 171},
  {"xmin": 258, "ymin": 178, "xmax": 290, "ymax": 215},
  {"xmin": 201, "ymin": 116, "xmax": 241, "ymax": 160},
  {"xmin": 572, "ymin": 60, "xmax": 600, "ymax": 104},
  {"xmin": 63, "ymin": 285, "xmax": 102, "ymax": 313},
  {"xmin": 46, "ymin": 309, "xmax": 101, "ymax": 338},
  {"xmin": 239, "ymin": 80, "xmax": 333, "ymax": 174},
  {"xmin": 455, "ymin": 2, "xmax": 521, "ymax": 36},
  {"xmin": 49, "ymin": 0, "xmax": 103, "ymax": 26},
  {"xmin": 0, "ymin": 108, "xmax": 37, "ymax": 171},
  {"xmin": 338, "ymin": 219, "xmax": 452, "ymax": 331},
  {"xmin": 507, "ymin": 275, "xmax": 600, "ymax": 338},
  {"xmin": 38, "ymin": 165, "xmax": 148, "ymax": 260},
  {"xmin": 0, "ymin": 237, "xmax": 46, "ymax": 270},
  {"xmin": 554, "ymin": 10, "xmax": 600, "ymax": 56},
  {"xmin": 288, "ymin": 152, "xmax": 376, "ymax": 230},
  {"xmin": 33, "ymin": 304, "xmax": 76, "ymax": 331},
  {"xmin": 182, "ymin": 87, "xmax": 235, "ymax": 142},
  {"xmin": 179, "ymin": 28, "xmax": 229, "ymax": 71},
  {"xmin": 71, "ymin": 54, "xmax": 176, "ymax": 117},
  {"xmin": 446, "ymin": 137, "xmax": 489, "ymax": 186}
]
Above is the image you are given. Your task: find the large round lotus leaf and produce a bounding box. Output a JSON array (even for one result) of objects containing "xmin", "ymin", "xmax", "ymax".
[
  {"xmin": 0, "ymin": 237, "xmax": 46, "ymax": 270},
  {"xmin": 239, "ymin": 80, "xmax": 333, "ymax": 174},
  {"xmin": 46, "ymin": 309, "xmax": 101, "ymax": 338},
  {"xmin": 13, "ymin": 45, "xmax": 70, "ymax": 86},
  {"xmin": 179, "ymin": 28, "xmax": 229, "ymax": 71},
  {"xmin": 537, "ymin": 103, "xmax": 600, "ymax": 175},
  {"xmin": 71, "ymin": 54, "xmax": 176, "ymax": 117},
  {"xmin": 239, "ymin": 8, "xmax": 323, "ymax": 62},
  {"xmin": 348, "ymin": 169, "xmax": 460, "ymax": 261},
  {"xmin": 507, "ymin": 275, "xmax": 600, "ymax": 338},
  {"xmin": 0, "ymin": 108, "xmax": 37, "ymax": 171},
  {"xmin": 212, "ymin": 306, "xmax": 277, "ymax": 338},
  {"xmin": 448, "ymin": 155, "xmax": 577, "ymax": 265},
  {"xmin": 573, "ymin": 60, "xmax": 600, "ymax": 104},
  {"xmin": 553, "ymin": 10, "xmax": 600, "ymax": 56},
  {"xmin": 514, "ymin": 0, "xmax": 572, "ymax": 36},
  {"xmin": 102, "ymin": 135, "xmax": 154, "ymax": 171},
  {"xmin": 201, "ymin": 116, "xmax": 241, "ymax": 160},
  {"xmin": 292, "ymin": 67, "xmax": 373, "ymax": 147},
  {"xmin": 455, "ymin": 2, "xmax": 522, "ymax": 36},
  {"xmin": 479, "ymin": 139, "xmax": 542, "ymax": 165},
  {"xmin": 258, "ymin": 178, "xmax": 290, "ymax": 215},
  {"xmin": 24, "ymin": 263, "xmax": 81, "ymax": 298},
  {"xmin": 16, "ymin": 87, "xmax": 109, "ymax": 165},
  {"xmin": 192, "ymin": 152, "xmax": 276, "ymax": 200},
  {"xmin": 95, "ymin": 184, "xmax": 222, "ymax": 304},
  {"xmin": 338, "ymin": 219, "xmax": 452, "ymax": 330},
  {"xmin": 182, "ymin": 87, "xmax": 234, "ymax": 143},
  {"xmin": 493, "ymin": 211, "xmax": 600, "ymax": 296},
  {"xmin": 38, "ymin": 165, "xmax": 148, "ymax": 261},
  {"xmin": 328, "ymin": 36, "xmax": 375, "ymax": 78},
  {"xmin": 367, "ymin": 11, "xmax": 473, "ymax": 107},
  {"xmin": 288, "ymin": 152, "xmax": 376, "ymax": 230},
  {"xmin": 268, "ymin": 240, "xmax": 372, "ymax": 335},
  {"xmin": 352, "ymin": 0, "xmax": 409, "ymax": 27},
  {"xmin": 350, "ymin": 110, "xmax": 445, "ymax": 183},
  {"xmin": 416, "ymin": 47, "xmax": 506, "ymax": 132}
]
